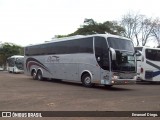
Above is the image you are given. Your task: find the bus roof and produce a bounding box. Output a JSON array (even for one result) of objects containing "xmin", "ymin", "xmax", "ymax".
[
  {"xmin": 9, "ymin": 55, "xmax": 24, "ymax": 58},
  {"xmin": 25, "ymin": 34, "xmax": 132, "ymax": 47},
  {"xmin": 135, "ymin": 46, "xmax": 160, "ymax": 50}
]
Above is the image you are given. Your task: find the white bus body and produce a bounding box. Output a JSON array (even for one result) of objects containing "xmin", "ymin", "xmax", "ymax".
[
  {"xmin": 135, "ymin": 46, "xmax": 160, "ymax": 82},
  {"xmin": 24, "ymin": 34, "xmax": 137, "ymax": 87},
  {"xmin": 7, "ymin": 55, "xmax": 24, "ymax": 73}
]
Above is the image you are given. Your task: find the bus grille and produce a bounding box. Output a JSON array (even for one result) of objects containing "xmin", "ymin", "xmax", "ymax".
[{"xmin": 120, "ymin": 66, "xmax": 135, "ymax": 71}]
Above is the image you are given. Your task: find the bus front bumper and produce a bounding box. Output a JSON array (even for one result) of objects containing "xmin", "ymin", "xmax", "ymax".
[
  {"xmin": 109, "ymin": 74, "xmax": 137, "ymax": 85},
  {"xmin": 101, "ymin": 76, "xmax": 137, "ymax": 85},
  {"xmin": 110, "ymin": 79, "xmax": 136, "ymax": 85}
]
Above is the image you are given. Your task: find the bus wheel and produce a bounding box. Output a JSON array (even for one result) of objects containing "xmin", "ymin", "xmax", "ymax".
[
  {"xmin": 37, "ymin": 70, "xmax": 43, "ymax": 81},
  {"xmin": 32, "ymin": 70, "xmax": 37, "ymax": 80},
  {"xmin": 82, "ymin": 73, "xmax": 94, "ymax": 87}
]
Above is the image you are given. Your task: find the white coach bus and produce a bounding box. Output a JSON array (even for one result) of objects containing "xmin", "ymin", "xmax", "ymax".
[
  {"xmin": 24, "ymin": 34, "xmax": 137, "ymax": 87},
  {"xmin": 135, "ymin": 46, "xmax": 160, "ymax": 82},
  {"xmin": 7, "ymin": 55, "xmax": 24, "ymax": 73}
]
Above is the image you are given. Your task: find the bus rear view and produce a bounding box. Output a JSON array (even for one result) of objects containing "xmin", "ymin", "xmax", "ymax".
[{"xmin": 135, "ymin": 46, "xmax": 160, "ymax": 82}]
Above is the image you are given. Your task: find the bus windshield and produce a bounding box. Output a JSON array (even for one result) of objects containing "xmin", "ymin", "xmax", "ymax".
[
  {"xmin": 107, "ymin": 37, "xmax": 134, "ymax": 52},
  {"xmin": 146, "ymin": 49, "xmax": 160, "ymax": 61},
  {"xmin": 112, "ymin": 51, "xmax": 135, "ymax": 72},
  {"xmin": 15, "ymin": 58, "xmax": 24, "ymax": 70}
]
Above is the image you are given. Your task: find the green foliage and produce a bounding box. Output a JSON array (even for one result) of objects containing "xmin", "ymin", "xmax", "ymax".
[
  {"xmin": 56, "ymin": 18, "xmax": 125, "ymax": 38},
  {"xmin": 0, "ymin": 42, "xmax": 23, "ymax": 66}
]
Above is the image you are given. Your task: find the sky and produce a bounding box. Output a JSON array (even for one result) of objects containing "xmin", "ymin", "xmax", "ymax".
[{"xmin": 0, "ymin": 0, "xmax": 160, "ymax": 47}]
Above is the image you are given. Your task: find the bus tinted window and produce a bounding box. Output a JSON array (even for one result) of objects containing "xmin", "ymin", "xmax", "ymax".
[
  {"xmin": 95, "ymin": 36, "xmax": 109, "ymax": 70},
  {"xmin": 54, "ymin": 42, "xmax": 67, "ymax": 54},
  {"xmin": 107, "ymin": 37, "xmax": 134, "ymax": 52},
  {"xmin": 146, "ymin": 49, "xmax": 160, "ymax": 61},
  {"xmin": 8, "ymin": 58, "xmax": 14, "ymax": 67},
  {"xmin": 66, "ymin": 40, "xmax": 79, "ymax": 53},
  {"xmin": 25, "ymin": 37, "xmax": 93, "ymax": 56},
  {"xmin": 79, "ymin": 37, "xmax": 93, "ymax": 53}
]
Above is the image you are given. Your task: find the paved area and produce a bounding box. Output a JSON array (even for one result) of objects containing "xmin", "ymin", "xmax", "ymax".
[{"xmin": 0, "ymin": 71, "xmax": 160, "ymax": 119}]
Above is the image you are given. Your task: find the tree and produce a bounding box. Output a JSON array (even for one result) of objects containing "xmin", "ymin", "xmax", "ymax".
[
  {"xmin": 120, "ymin": 12, "xmax": 157, "ymax": 46},
  {"xmin": 121, "ymin": 13, "xmax": 142, "ymax": 46},
  {"xmin": 140, "ymin": 18, "xmax": 157, "ymax": 46},
  {"xmin": 152, "ymin": 18, "xmax": 160, "ymax": 46},
  {"xmin": 55, "ymin": 18, "xmax": 125, "ymax": 38}
]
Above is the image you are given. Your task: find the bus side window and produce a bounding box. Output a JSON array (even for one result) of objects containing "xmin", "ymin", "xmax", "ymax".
[{"xmin": 94, "ymin": 37, "xmax": 109, "ymax": 70}]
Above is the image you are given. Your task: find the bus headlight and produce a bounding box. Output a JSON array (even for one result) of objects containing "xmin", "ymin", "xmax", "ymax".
[
  {"xmin": 111, "ymin": 80, "xmax": 115, "ymax": 84},
  {"xmin": 112, "ymin": 75, "xmax": 119, "ymax": 80}
]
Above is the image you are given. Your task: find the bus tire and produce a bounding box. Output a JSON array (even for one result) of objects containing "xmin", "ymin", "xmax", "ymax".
[
  {"xmin": 32, "ymin": 70, "xmax": 37, "ymax": 80},
  {"xmin": 37, "ymin": 70, "xmax": 43, "ymax": 81},
  {"xmin": 81, "ymin": 73, "xmax": 94, "ymax": 87}
]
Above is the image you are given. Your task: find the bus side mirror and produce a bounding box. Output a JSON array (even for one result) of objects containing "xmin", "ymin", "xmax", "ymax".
[
  {"xmin": 110, "ymin": 48, "xmax": 116, "ymax": 60},
  {"xmin": 135, "ymin": 50, "xmax": 142, "ymax": 56}
]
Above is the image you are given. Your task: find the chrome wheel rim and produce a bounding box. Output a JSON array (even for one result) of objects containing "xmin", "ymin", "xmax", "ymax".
[{"xmin": 85, "ymin": 77, "xmax": 91, "ymax": 84}]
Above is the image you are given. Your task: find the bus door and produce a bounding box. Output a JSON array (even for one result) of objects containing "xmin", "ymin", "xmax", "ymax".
[
  {"xmin": 136, "ymin": 52, "xmax": 142, "ymax": 79},
  {"xmin": 94, "ymin": 37, "xmax": 110, "ymax": 84}
]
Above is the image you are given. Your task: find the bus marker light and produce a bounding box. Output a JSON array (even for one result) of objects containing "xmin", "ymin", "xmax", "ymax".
[
  {"xmin": 141, "ymin": 68, "xmax": 143, "ymax": 73},
  {"xmin": 111, "ymin": 80, "xmax": 115, "ymax": 84}
]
